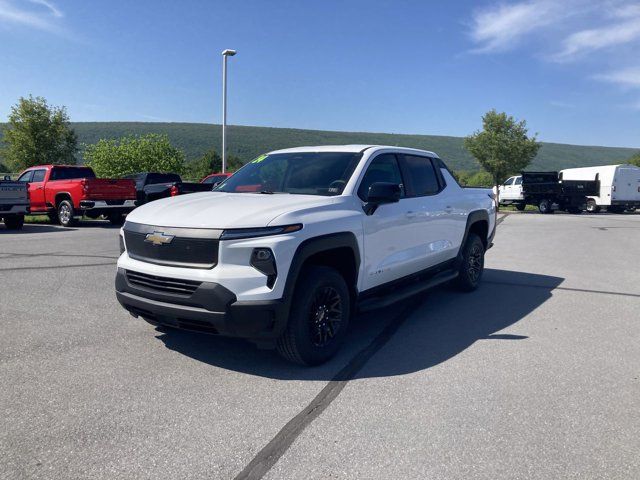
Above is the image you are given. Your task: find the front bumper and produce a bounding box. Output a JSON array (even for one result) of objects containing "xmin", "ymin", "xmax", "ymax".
[{"xmin": 115, "ymin": 268, "xmax": 287, "ymax": 343}]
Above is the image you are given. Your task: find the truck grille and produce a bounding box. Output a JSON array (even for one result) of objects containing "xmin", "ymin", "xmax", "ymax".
[
  {"xmin": 125, "ymin": 270, "xmax": 202, "ymax": 296},
  {"xmin": 123, "ymin": 222, "xmax": 222, "ymax": 269}
]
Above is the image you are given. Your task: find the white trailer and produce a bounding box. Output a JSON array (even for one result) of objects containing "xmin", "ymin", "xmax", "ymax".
[{"xmin": 559, "ymin": 164, "xmax": 640, "ymax": 213}]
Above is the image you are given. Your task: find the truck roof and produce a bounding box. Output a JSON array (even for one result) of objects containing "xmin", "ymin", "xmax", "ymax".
[{"xmin": 268, "ymin": 145, "xmax": 439, "ymax": 157}]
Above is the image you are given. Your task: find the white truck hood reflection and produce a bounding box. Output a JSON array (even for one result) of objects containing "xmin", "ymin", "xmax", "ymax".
[{"xmin": 125, "ymin": 191, "xmax": 336, "ymax": 229}]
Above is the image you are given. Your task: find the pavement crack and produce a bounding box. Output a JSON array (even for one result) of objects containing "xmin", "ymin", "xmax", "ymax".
[
  {"xmin": 485, "ymin": 280, "xmax": 640, "ymax": 298},
  {"xmin": 233, "ymin": 300, "xmax": 420, "ymax": 480}
]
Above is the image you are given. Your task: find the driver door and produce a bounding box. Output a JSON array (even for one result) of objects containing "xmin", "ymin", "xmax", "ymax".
[{"xmin": 359, "ymin": 153, "xmax": 416, "ymax": 292}]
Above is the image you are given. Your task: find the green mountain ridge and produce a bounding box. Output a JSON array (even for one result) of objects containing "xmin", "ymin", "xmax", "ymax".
[{"xmin": 1, "ymin": 122, "xmax": 638, "ymax": 172}]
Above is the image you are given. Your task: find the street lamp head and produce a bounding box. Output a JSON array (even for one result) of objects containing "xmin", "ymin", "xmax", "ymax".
[{"xmin": 222, "ymin": 49, "xmax": 237, "ymax": 56}]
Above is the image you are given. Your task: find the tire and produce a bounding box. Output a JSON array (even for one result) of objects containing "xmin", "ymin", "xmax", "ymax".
[
  {"xmin": 454, "ymin": 233, "xmax": 485, "ymax": 292},
  {"xmin": 277, "ymin": 266, "xmax": 351, "ymax": 366},
  {"xmin": 57, "ymin": 199, "xmax": 77, "ymax": 227},
  {"xmin": 3, "ymin": 215, "xmax": 24, "ymax": 230},
  {"xmin": 586, "ymin": 200, "xmax": 600, "ymax": 213},
  {"xmin": 538, "ymin": 199, "xmax": 553, "ymax": 214},
  {"xmin": 515, "ymin": 203, "xmax": 526, "ymax": 211},
  {"xmin": 108, "ymin": 213, "xmax": 125, "ymax": 225}
]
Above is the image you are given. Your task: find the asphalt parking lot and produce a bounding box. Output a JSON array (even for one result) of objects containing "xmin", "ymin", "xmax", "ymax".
[{"xmin": 1, "ymin": 213, "xmax": 639, "ymax": 480}]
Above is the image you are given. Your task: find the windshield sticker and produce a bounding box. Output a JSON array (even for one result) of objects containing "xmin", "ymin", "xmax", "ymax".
[{"xmin": 251, "ymin": 154, "xmax": 268, "ymax": 164}]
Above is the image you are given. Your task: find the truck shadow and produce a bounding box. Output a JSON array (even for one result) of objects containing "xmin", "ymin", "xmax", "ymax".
[{"xmin": 157, "ymin": 269, "xmax": 564, "ymax": 380}]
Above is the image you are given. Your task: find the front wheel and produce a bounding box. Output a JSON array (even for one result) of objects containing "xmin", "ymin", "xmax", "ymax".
[
  {"xmin": 515, "ymin": 203, "xmax": 526, "ymax": 211},
  {"xmin": 3, "ymin": 215, "xmax": 24, "ymax": 230},
  {"xmin": 57, "ymin": 200, "xmax": 77, "ymax": 227},
  {"xmin": 586, "ymin": 200, "xmax": 600, "ymax": 213},
  {"xmin": 454, "ymin": 233, "xmax": 485, "ymax": 292},
  {"xmin": 277, "ymin": 266, "xmax": 351, "ymax": 366}
]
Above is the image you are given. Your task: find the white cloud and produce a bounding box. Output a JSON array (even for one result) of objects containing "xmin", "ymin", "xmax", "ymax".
[
  {"xmin": 469, "ymin": 0, "xmax": 568, "ymax": 53},
  {"xmin": 594, "ymin": 67, "xmax": 640, "ymax": 88},
  {"xmin": 555, "ymin": 13, "xmax": 640, "ymax": 60},
  {"xmin": 0, "ymin": 0, "xmax": 63, "ymax": 32}
]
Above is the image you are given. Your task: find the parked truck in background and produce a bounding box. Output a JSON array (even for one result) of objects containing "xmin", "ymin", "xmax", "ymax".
[
  {"xmin": 0, "ymin": 176, "xmax": 29, "ymax": 230},
  {"xmin": 116, "ymin": 145, "xmax": 496, "ymax": 365},
  {"xmin": 17, "ymin": 165, "xmax": 137, "ymax": 227},
  {"xmin": 559, "ymin": 164, "xmax": 640, "ymax": 213},
  {"xmin": 124, "ymin": 172, "xmax": 213, "ymax": 205},
  {"xmin": 499, "ymin": 172, "xmax": 600, "ymax": 214}
]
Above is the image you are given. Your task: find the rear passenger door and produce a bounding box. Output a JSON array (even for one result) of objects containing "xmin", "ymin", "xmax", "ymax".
[{"xmin": 399, "ymin": 154, "xmax": 456, "ymax": 269}]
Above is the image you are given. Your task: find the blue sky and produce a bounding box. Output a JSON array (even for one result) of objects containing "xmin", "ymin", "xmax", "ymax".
[{"xmin": 0, "ymin": 0, "xmax": 639, "ymax": 148}]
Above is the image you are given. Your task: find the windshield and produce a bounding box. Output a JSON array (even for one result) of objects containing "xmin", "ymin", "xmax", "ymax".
[{"xmin": 215, "ymin": 152, "xmax": 361, "ymax": 196}]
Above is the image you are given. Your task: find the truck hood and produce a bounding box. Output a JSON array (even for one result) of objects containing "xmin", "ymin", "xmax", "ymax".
[{"xmin": 125, "ymin": 192, "xmax": 337, "ymax": 229}]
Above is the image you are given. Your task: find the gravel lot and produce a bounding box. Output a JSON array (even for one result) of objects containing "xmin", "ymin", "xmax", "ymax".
[{"xmin": 1, "ymin": 213, "xmax": 639, "ymax": 479}]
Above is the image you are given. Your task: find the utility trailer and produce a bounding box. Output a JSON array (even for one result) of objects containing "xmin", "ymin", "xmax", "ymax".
[{"xmin": 521, "ymin": 172, "xmax": 600, "ymax": 214}]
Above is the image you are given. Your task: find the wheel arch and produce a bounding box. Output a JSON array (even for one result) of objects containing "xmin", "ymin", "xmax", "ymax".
[
  {"xmin": 282, "ymin": 232, "xmax": 361, "ymax": 311},
  {"xmin": 462, "ymin": 210, "xmax": 490, "ymax": 249},
  {"xmin": 54, "ymin": 192, "xmax": 73, "ymax": 207}
]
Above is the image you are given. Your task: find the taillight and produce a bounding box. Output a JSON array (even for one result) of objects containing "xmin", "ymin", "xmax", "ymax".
[
  {"xmin": 81, "ymin": 179, "xmax": 89, "ymax": 194},
  {"xmin": 612, "ymin": 185, "xmax": 616, "ymax": 192},
  {"xmin": 170, "ymin": 185, "xmax": 179, "ymax": 196}
]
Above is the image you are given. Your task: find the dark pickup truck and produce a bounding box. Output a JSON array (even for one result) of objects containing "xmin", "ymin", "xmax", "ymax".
[
  {"xmin": 125, "ymin": 172, "xmax": 213, "ymax": 204},
  {"xmin": 0, "ymin": 177, "xmax": 29, "ymax": 230},
  {"xmin": 522, "ymin": 171, "xmax": 600, "ymax": 214}
]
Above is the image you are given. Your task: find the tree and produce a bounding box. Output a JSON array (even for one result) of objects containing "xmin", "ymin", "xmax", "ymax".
[
  {"xmin": 2, "ymin": 95, "xmax": 78, "ymax": 171},
  {"xmin": 464, "ymin": 110, "xmax": 540, "ymax": 206},
  {"xmin": 84, "ymin": 134, "xmax": 185, "ymax": 178},
  {"xmin": 629, "ymin": 152, "xmax": 640, "ymax": 167},
  {"xmin": 184, "ymin": 148, "xmax": 243, "ymax": 181},
  {"xmin": 455, "ymin": 170, "xmax": 493, "ymax": 187}
]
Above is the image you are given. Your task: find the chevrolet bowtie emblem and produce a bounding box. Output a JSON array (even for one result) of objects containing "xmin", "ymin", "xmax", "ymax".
[{"xmin": 144, "ymin": 231, "xmax": 175, "ymax": 246}]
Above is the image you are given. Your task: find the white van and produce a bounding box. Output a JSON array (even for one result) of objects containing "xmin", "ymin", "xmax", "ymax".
[{"xmin": 559, "ymin": 164, "xmax": 640, "ymax": 213}]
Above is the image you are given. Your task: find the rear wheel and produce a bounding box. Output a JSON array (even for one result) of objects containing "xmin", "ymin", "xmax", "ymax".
[
  {"xmin": 277, "ymin": 266, "xmax": 350, "ymax": 366},
  {"xmin": 538, "ymin": 199, "xmax": 553, "ymax": 214},
  {"xmin": 586, "ymin": 200, "xmax": 600, "ymax": 213},
  {"xmin": 3, "ymin": 215, "xmax": 24, "ymax": 230},
  {"xmin": 454, "ymin": 233, "xmax": 485, "ymax": 292},
  {"xmin": 57, "ymin": 200, "xmax": 77, "ymax": 227}
]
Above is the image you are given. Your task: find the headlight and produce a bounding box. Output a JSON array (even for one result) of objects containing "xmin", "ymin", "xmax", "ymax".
[{"xmin": 220, "ymin": 224, "xmax": 302, "ymax": 240}]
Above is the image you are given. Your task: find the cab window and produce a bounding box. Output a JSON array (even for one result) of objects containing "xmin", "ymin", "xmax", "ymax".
[
  {"xmin": 17, "ymin": 171, "xmax": 33, "ymax": 182},
  {"xmin": 514, "ymin": 176, "xmax": 522, "ymax": 185},
  {"xmin": 358, "ymin": 154, "xmax": 405, "ymax": 201},
  {"xmin": 31, "ymin": 170, "xmax": 46, "ymax": 182},
  {"xmin": 401, "ymin": 155, "xmax": 441, "ymax": 196},
  {"xmin": 503, "ymin": 177, "xmax": 515, "ymax": 186}
]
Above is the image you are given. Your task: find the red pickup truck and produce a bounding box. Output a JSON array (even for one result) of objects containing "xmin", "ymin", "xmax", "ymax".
[{"xmin": 17, "ymin": 165, "xmax": 137, "ymax": 227}]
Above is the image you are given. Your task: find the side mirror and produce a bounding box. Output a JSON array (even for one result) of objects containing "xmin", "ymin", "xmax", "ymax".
[
  {"xmin": 3, "ymin": 175, "xmax": 10, "ymax": 181},
  {"xmin": 363, "ymin": 182, "xmax": 401, "ymax": 215}
]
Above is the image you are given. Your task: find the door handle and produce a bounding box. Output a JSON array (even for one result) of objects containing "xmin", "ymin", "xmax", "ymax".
[
  {"xmin": 444, "ymin": 206, "xmax": 453, "ymax": 213},
  {"xmin": 405, "ymin": 211, "xmax": 417, "ymax": 218}
]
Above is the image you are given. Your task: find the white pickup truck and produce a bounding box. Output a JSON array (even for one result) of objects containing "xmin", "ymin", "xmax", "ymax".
[{"xmin": 115, "ymin": 145, "xmax": 496, "ymax": 365}]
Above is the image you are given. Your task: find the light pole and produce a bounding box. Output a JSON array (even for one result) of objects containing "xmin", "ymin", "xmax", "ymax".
[{"xmin": 221, "ymin": 49, "xmax": 236, "ymax": 173}]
